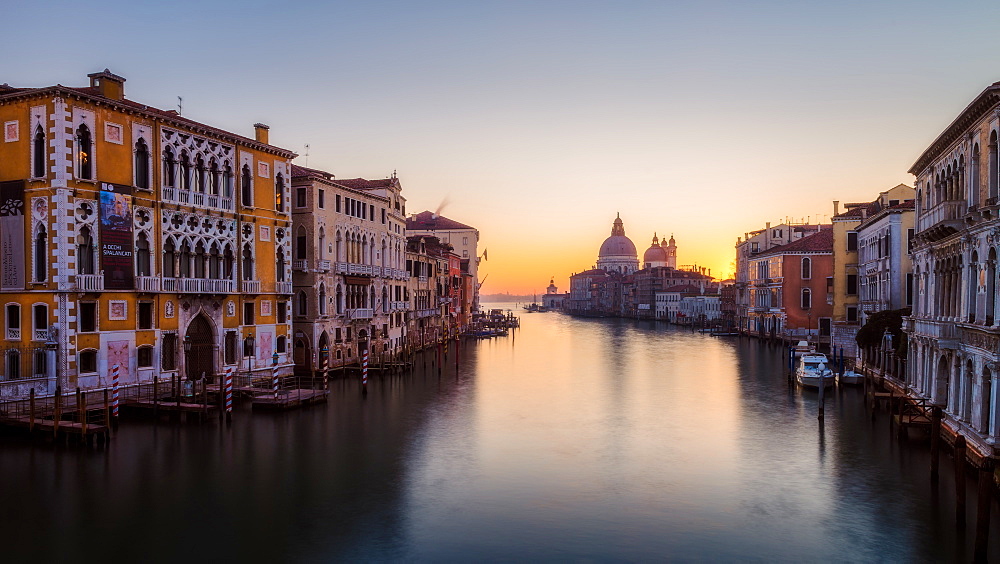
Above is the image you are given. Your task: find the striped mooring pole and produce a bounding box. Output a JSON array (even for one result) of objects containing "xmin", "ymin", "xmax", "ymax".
[
  {"xmin": 272, "ymin": 371, "xmax": 279, "ymax": 400},
  {"xmin": 224, "ymin": 367, "xmax": 234, "ymax": 414},
  {"xmin": 111, "ymin": 363, "xmax": 120, "ymax": 420},
  {"xmin": 362, "ymin": 347, "xmax": 369, "ymax": 389}
]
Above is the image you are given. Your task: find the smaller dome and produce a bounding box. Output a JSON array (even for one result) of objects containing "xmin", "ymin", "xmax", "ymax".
[{"xmin": 644, "ymin": 245, "xmax": 668, "ymax": 264}]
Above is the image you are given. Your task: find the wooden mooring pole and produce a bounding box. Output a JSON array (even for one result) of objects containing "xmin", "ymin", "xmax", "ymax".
[
  {"xmin": 28, "ymin": 388, "xmax": 35, "ymax": 434},
  {"xmin": 955, "ymin": 434, "xmax": 967, "ymax": 527},
  {"xmin": 975, "ymin": 458, "xmax": 994, "ymax": 562},
  {"xmin": 930, "ymin": 406, "xmax": 942, "ymax": 482}
]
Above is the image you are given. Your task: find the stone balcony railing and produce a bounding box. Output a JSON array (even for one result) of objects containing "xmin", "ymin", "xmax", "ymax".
[
  {"xmin": 315, "ymin": 260, "xmax": 331, "ymax": 272},
  {"xmin": 916, "ymin": 200, "xmax": 965, "ymax": 238},
  {"xmin": 347, "ymin": 308, "xmax": 373, "ymax": 320},
  {"xmin": 242, "ymin": 280, "xmax": 261, "ymax": 294},
  {"xmin": 5, "ymin": 328, "xmax": 20, "ymax": 340},
  {"xmin": 276, "ymin": 281, "xmax": 293, "ymax": 294},
  {"xmin": 135, "ymin": 275, "xmax": 161, "ymax": 292},
  {"xmin": 76, "ymin": 273, "xmax": 104, "ymax": 292},
  {"xmin": 293, "ymin": 260, "xmax": 308, "ymax": 271}
]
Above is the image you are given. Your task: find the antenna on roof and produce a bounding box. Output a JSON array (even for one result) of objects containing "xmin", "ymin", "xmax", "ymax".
[
  {"xmin": 177, "ymin": 96, "xmax": 182, "ymax": 116},
  {"xmin": 303, "ymin": 144, "xmax": 310, "ymax": 167}
]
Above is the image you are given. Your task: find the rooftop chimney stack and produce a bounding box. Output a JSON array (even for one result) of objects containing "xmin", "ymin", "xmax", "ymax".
[
  {"xmin": 254, "ymin": 123, "xmax": 270, "ymax": 144},
  {"xmin": 833, "ymin": 200, "xmax": 840, "ymax": 216},
  {"xmin": 87, "ymin": 69, "xmax": 125, "ymax": 101}
]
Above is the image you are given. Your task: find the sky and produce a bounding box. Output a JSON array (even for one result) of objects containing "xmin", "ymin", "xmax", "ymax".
[{"xmin": 6, "ymin": 0, "xmax": 1000, "ymax": 293}]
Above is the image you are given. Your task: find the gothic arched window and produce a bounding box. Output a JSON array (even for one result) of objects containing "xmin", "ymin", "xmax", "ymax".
[
  {"xmin": 33, "ymin": 126, "xmax": 45, "ymax": 178},
  {"xmin": 135, "ymin": 139, "xmax": 150, "ymax": 189},
  {"xmin": 76, "ymin": 124, "xmax": 92, "ymax": 179}
]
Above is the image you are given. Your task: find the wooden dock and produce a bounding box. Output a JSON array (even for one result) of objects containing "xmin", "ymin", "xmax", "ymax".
[{"xmin": 252, "ymin": 389, "xmax": 327, "ymax": 411}]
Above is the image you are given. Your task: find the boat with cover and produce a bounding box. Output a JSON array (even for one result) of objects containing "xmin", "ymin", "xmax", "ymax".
[
  {"xmin": 796, "ymin": 353, "xmax": 835, "ymax": 388},
  {"xmin": 837, "ymin": 369, "xmax": 863, "ymax": 386}
]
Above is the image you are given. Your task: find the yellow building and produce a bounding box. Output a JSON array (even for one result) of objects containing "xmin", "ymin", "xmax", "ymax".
[
  {"xmin": 0, "ymin": 70, "xmax": 295, "ymax": 398},
  {"xmin": 829, "ymin": 183, "xmax": 914, "ymax": 357}
]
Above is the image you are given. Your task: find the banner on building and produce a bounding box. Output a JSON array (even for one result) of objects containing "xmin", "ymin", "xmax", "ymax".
[
  {"xmin": 99, "ymin": 182, "xmax": 134, "ymax": 290},
  {"xmin": 0, "ymin": 180, "xmax": 25, "ymax": 290}
]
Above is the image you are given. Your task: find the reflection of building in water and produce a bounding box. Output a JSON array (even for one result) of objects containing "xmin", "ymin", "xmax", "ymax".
[{"xmin": 0, "ymin": 69, "xmax": 295, "ymax": 398}]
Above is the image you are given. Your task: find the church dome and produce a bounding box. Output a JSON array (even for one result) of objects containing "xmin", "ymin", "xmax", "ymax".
[
  {"xmin": 643, "ymin": 234, "xmax": 668, "ymax": 265},
  {"xmin": 599, "ymin": 215, "xmax": 637, "ymax": 258}
]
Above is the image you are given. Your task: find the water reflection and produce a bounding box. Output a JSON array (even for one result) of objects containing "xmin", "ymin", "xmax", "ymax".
[{"xmin": 1, "ymin": 304, "xmax": 998, "ymax": 561}]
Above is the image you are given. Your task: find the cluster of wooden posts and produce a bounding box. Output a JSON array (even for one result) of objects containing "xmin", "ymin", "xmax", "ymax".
[{"xmin": 859, "ymin": 361, "xmax": 995, "ymax": 561}]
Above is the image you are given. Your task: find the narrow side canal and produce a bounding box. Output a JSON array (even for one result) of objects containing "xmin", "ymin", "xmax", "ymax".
[{"xmin": 1, "ymin": 303, "xmax": 997, "ymax": 561}]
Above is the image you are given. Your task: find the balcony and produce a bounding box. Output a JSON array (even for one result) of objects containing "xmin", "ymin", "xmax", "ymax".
[
  {"xmin": 276, "ymin": 281, "xmax": 293, "ymax": 294},
  {"xmin": 315, "ymin": 259, "xmax": 331, "ymax": 272},
  {"xmin": 76, "ymin": 273, "xmax": 104, "ymax": 292},
  {"xmin": 136, "ymin": 275, "xmax": 160, "ymax": 292},
  {"xmin": 347, "ymin": 308, "xmax": 373, "ymax": 320},
  {"xmin": 33, "ymin": 328, "xmax": 49, "ymax": 341},
  {"xmin": 5, "ymin": 328, "xmax": 20, "ymax": 340},
  {"xmin": 162, "ymin": 278, "xmax": 236, "ymax": 294},
  {"xmin": 242, "ymin": 280, "xmax": 261, "ymax": 294},
  {"xmin": 335, "ymin": 262, "xmax": 349, "ymax": 274},
  {"xmin": 161, "ymin": 186, "xmax": 234, "ymax": 211},
  {"xmin": 347, "ymin": 263, "xmax": 377, "ymax": 276},
  {"xmin": 916, "ymin": 200, "xmax": 965, "ymax": 242},
  {"xmin": 293, "ymin": 260, "xmax": 308, "ymax": 271}
]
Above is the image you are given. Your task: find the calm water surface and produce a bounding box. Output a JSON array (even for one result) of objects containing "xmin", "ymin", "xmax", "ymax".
[{"xmin": 2, "ymin": 303, "xmax": 998, "ymax": 562}]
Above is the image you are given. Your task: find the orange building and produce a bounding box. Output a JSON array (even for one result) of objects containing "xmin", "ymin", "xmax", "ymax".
[{"xmin": 0, "ymin": 70, "xmax": 295, "ymax": 398}]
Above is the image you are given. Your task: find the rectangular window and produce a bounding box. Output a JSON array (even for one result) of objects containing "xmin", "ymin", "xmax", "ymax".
[
  {"xmin": 907, "ymin": 228, "xmax": 914, "ymax": 254},
  {"xmin": 336, "ymin": 194, "xmax": 341, "ymax": 213},
  {"xmin": 138, "ymin": 347, "xmax": 153, "ymax": 368},
  {"xmin": 382, "ymin": 209, "xmax": 386, "ymax": 224},
  {"xmin": 463, "ymin": 236, "xmax": 469, "ymax": 245},
  {"xmin": 906, "ymin": 273, "xmax": 914, "ymax": 306},
  {"xmin": 243, "ymin": 302, "xmax": 255, "ymax": 325},
  {"xmin": 847, "ymin": 232, "xmax": 858, "ymax": 251},
  {"xmin": 346, "ymin": 327, "xmax": 352, "ymax": 342},
  {"xmin": 79, "ymin": 302, "xmax": 97, "ymax": 332},
  {"xmin": 296, "ymin": 187, "xmax": 306, "ymax": 208},
  {"xmin": 79, "ymin": 350, "xmax": 97, "ymax": 374},
  {"xmin": 225, "ymin": 330, "xmax": 237, "ymax": 365},
  {"xmin": 369, "ymin": 204, "xmax": 375, "ymax": 221},
  {"xmin": 162, "ymin": 333, "xmax": 177, "ymax": 370},
  {"xmin": 6, "ymin": 304, "xmax": 20, "ymax": 339},
  {"xmin": 276, "ymin": 336, "xmax": 286, "ymax": 353},
  {"xmin": 138, "ymin": 302, "xmax": 153, "ymax": 329},
  {"xmin": 277, "ymin": 302, "xmax": 287, "ymax": 324},
  {"xmin": 318, "ymin": 189, "xmax": 325, "ymax": 209},
  {"xmin": 846, "ymin": 306, "xmax": 858, "ymax": 323},
  {"xmin": 335, "ymin": 328, "xmax": 342, "ymax": 342},
  {"xmin": 846, "ymin": 274, "xmax": 858, "ymax": 296},
  {"xmin": 33, "ymin": 304, "xmax": 47, "ymax": 333}
]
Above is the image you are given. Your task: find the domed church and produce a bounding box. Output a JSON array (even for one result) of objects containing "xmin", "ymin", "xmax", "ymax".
[
  {"xmin": 597, "ymin": 214, "xmax": 639, "ymax": 274},
  {"xmin": 643, "ymin": 233, "xmax": 677, "ymax": 269}
]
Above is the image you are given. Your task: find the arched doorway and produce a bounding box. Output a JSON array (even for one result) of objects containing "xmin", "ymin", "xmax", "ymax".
[
  {"xmin": 318, "ymin": 332, "xmax": 329, "ymax": 369},
  {"xmin": 184, "ymin": 314, "xmax": 215, "ymax": 381},
  {"xmin": 294, "ymin": 338, "xmax": 308, "ymax": 367},
  {"xmin": 935, "ymin": 355, "xmax": 951, "ymax": 407}
]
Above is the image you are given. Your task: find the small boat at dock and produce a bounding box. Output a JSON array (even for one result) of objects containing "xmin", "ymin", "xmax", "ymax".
[
  {"xmin": 837, "ymin": 369, "xmax": 863, "ymax": 386},
  {"xmin": 796, "ymin": 353, "xmax": 835, "ymax": 389}
]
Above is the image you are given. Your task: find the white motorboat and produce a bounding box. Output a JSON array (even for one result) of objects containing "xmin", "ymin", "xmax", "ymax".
[
  {"xmin": 796, "ymin": 353, "xmax": 835, "ymax": 388},
  {"xmin": 792, "ymin": 340, "xmax": 813, "ymax": 359},
  {"xmin": 837, "ymin": 369, "xmax": 864, "ymax": 386}
]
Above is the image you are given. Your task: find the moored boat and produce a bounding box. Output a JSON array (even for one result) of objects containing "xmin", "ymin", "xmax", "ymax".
[
  {"xmin": 837, "ymin": 369, "xmax": 864, "ymax": 386},
  {"xmin": 796, "ymin": 353, "xmax": 835, "ymax": 388}
]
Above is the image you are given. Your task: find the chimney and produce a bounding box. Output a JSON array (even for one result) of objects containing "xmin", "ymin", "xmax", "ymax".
[
  {"xmin": 254, "ymin": 123, "xmax": 270, "ymax": 144},
  {"xmin": 861, "ymin": 208, "xmax": 867, "ymax": 219},
  {"xmin": 87, "ymin": 69, "xmax": 125, "ymax": 101},
  {"xmin": 833, "ymin": 200, "xmax": 840, "ymax": 216}
]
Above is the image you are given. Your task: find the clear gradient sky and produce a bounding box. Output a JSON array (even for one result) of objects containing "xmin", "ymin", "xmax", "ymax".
[{"xmin": 6, "ymin": 1, "xmax": 1000, "ymax": 293}]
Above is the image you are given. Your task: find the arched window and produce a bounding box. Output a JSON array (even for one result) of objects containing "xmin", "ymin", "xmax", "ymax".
[
  {"xmin": 209, "ymin": 243, "xmax": 221, "ymax": 279},
  {"xmin": 224, "ymin": 245, "xmax": 234, "ymax": 279},
  {"xmin": 990, "ymin": 131, "xmax": 999, "ymax": 200},
  {"xmin": 971, "ymin": 144, "xmax": 981, "ymax": 206},
  {"xmin": 336, "ymin": 233, "xmax": 342, "ymax": 263},
  {"xmin": 242, "ymin": 243, "xmax": 254, "ymax": 280},
  {"xmin": 223, "ymin": 163, "xmax": 234, "ymax": 199},
  {"xmin": 241, "ymin": 165, "xmax": 252, "ymax": 206},
  {"xmin": 296, "ymin": 227, "xmax": 307, "ymax": 260},
  {"xmin": 801, "ymin": 257, "xmax": 811, "ymax": 280},
  {"xmin": 275, "ymin": 173, "xmax": 285, "ymax": 211},
  {"xmin": 969, "ymin": 251, "xmax": 979, "ymax": 323},
  {"xmin": 194, "ymin": 242, "xmax": 206, "ymax": 278},
  {"xmin": 318, "ymin": 228, "xmax": 325, "ymax": 260},
  {"xmin": 179, "ymin": 151, "xmax": 191, "ymax": 191},
  {"xmin": 988, "ymin": 248, "xmax": 997, "ymax": 326},
  {"xmin": 297, "ymin": 291, "xmax": 308, "ymax": 316},
  {"xmin": 209, "ymin": 159, "xmax": 220, "ymax": 195},
  {"xmin": 78, "ymin": 349, "xmax": 97, "ymax": 374},
  {"xmin": 319, "ymin": 285, "xmax": 327, "ymax": 316},
  {"xmin": 5, "ymin": 350, "xmax": 20, "ymax": 380},
  {"xmin": 136, "ymin": 232, "xmax": 151, "ymax": 276},
  {"xmin": 34, "ymin": 226, "xmax": 47, "ymax": 282},
  {"xmin": 76, "ymin": 124, "xmax": 92, "ymax": 179},
  {"xmin": 801, "ymin": 287, "xmax": 812, "ymax": 310},
  {"xmin": 77, "ymin": 226, "xmax": 93, "ymax": 275},
  {"xmin": 164, "ymin": 147, "xmax": 176, "ymax": 187},
  {"xmin": 982, "ymin": 366, "xmax": 994, "ymax": 434},
  {"xmin": 196, "ymin": 156, "xmax": 206, "ymax": 193},
  {"xmin": 163, "ymin": 239, "xmax": 176, "ymax": 278},
  {"xmin": 33, "ymin": 126, "xmax": 45, "ymax": 178},
  {"xmin": 135, "ymin": 139, "xmax": 150, "ymax": 189},
  {"xmin": 336, "ymin": 285, "xmax": 343, "ymax": 314},
  {"xmin": 276, "ymin": 252, "xmax": 285, "ymax": 282},
  {"xmin": 178, "ymin": 241, "xmax": 192, "ymax": 278}
]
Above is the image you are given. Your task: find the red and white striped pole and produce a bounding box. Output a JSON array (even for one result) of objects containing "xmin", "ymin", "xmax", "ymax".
[
  {"xmin": 111, "ymin": 363, "xmax": 120, "ymax": 420},
  {"xmin": 362, "ymin": 347, "xmax": 369, "ymax": 389},
  {"xmin": 224, "ymin": 366, "xmax": 233, "ymax": 415}
]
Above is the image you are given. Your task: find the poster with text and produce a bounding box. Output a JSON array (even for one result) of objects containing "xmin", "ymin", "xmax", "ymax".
[
  {"xmin": 99, "ymin": 182, "xmax": 134, "ymax": 290},
  {"xmin": 0, "ymin": 180, "xmax": 25, "ymax": 290}
]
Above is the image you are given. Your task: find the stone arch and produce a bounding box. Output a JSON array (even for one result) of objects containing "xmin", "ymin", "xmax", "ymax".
[
  {"xmin": 184, "ymin": 313, "xmax": 216, "ymax": 380},
  {"xmin": 935, "ymin": 354, "xmax": 951, "ymax": 406}
]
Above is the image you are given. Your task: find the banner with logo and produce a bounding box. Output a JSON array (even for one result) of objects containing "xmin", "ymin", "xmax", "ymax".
[
  {"xmin": 99, "ymin": 182, "xmax": 134, "ymax": 290},
  {"xmin": 0, "ymin": 180, "xmax": 25, "ymax": 290}
]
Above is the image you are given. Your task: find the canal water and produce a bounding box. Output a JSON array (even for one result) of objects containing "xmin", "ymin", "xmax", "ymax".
[{"xmin": 2, "ymin": 303, "xmax": 998, "ymax": 562}]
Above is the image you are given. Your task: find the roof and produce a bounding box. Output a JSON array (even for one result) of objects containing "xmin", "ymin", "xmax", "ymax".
[
  {"xmin": 0, "ymin": 81, "xmax": 296, "ymax": 158},
  {"xmin": 407, "ymin": 210, "xmax": 476, "ymax": 231},
  {"xmin": 290, "ymin": 164, "xmax": 333, "ymax": 180},
  {"xmin": 335, "ymin": 178, "xmax": 397, "ymax": 190},
  {"xmin": 759, "ymin": 228, "xmax": 833, "ymax": 256},
  {"xmin": 910, "ymin": 82, "xmax": 1000, "ymax": 174},
  {"xmin": 662, "ymin": 284, "xmax": 701, "ymax": 293}
]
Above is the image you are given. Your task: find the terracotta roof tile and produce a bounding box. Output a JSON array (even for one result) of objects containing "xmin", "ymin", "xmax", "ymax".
[
  {"xmin": 336, "ymin": 178, "xmax": 396, "ymax": 189},
  {"xmin": 761, "ymin": 228, "xmax": 833, "ymax": 255}
]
